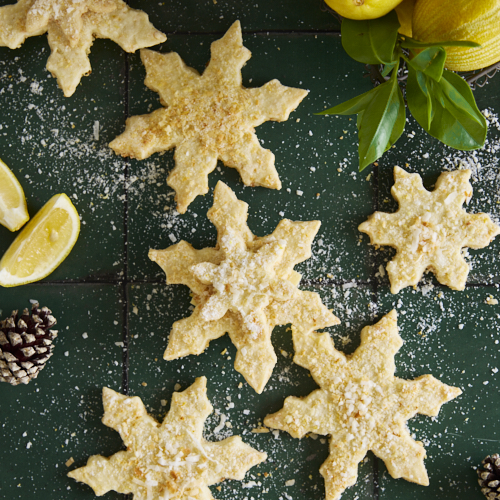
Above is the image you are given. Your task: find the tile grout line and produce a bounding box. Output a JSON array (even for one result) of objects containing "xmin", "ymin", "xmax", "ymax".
[
  {"xmin": 372, "ymin": 161, "xmax": 380, "ymax": 499},
  {"xmin": 32, "ymin": 278, "xmax": 500, "ymax": 288},
  {"xmin": 163, "ymin": 29, "xmax": 341, "ymax": 37},
  {"xmin": 122, "ymin": 3, "xmax": 132, "ymax": 496},
  {"xmin": 121, "ymin": 50, "xmax": 130, "ymax": 398}
]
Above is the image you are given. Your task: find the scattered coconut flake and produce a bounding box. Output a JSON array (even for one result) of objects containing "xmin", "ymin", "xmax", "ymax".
[
  {"xmin": 243, "ymin": 481, "xmax": 257, "ymax": 488},
  {"xmin": 342, "ymin": 282, "xmax": 357, "ymax": 290},
  {"xmin": 213, "ymin": 414, "xmax": 227, "ymax": 434}
]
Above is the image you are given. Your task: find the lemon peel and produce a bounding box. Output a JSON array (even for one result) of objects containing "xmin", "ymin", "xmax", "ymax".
[
  {"xmin": 325, "ymin": 0, "xmax": 404, "ymax": 20},
  {"xmin": 395, "ymin": 0, "xmax": 414, "ymax": 37},
  {"xmin": 413, "ymin": 0, "xmax": 500, "ymax": 71}
]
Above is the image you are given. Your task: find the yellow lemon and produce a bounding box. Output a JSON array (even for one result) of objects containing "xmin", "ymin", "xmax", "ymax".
[
  {"xmin": 0, "ymin": 193, "xmax": 80, "ymax": 287},
  {"xmin": 0, "ymin": 157, "xmax": 29, "ymax": 232},
  {"xmin": 325, "ymin": 0, "xmax": 404, "ymax": 20},
  {"xmin": 413, "ymin": 0, "xmax": 500, "ymax": 71},
  {"xmin": 395, "ymin": 0, "xmax": 415, "ymax": 37}
]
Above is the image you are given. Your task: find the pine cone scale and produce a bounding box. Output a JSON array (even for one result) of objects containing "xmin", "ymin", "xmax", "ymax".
[{"xmin": 9, "ymin": 332, "xmax": 21, "ymax": 345}]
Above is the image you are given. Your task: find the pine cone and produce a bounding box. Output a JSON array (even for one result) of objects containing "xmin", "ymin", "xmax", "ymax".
[
  {"xmin": 478, "ymin": 454, "xmax": 500, "ymax": 499},
  {"xmin": 0, "ymin": 302, "xmax": 57, "ymax": 386}
]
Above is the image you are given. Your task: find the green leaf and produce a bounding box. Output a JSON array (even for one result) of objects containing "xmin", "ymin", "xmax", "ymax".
[
  {"xmin": 357, "ymin": 110, "xmax": 364, "ymax": 130},
  {"xmin": 407, "ymin": 68, "xmax": 487, "ymax": 150},
  {"xmin": 407, "ymin": 47, "xmax": 446, "ymax": 81},
  {"xmin": 317, "ymin": 86, "xmax": 379, "ymax": 116},
  {"xmin": 438, "ymin": 70, "xmax": 487, "ymax": 148},
  {"xmin": 407, "ymin": 65, "xmax": 433, "ymax": 130},
  {"xmin": 341, "ymin": 11, "xmax": 400, "ymax": 65},
  {"xmin": 357, "ymin": 71, "xmax": 403, "ymax": 170},
  {"xmin": 440, "ymin": 70, "xmax": 484, "ymax": 117},
  {"xmin": 381, "ymin": 62, "xmax": 397, "ymax": 77},
  {"xmin": 400, "ymin": 37, "xmax": 481, "ymax": 49},
  {"xmin": 385, "ymin": 85, "xmax": 406, "ymax": 152}
]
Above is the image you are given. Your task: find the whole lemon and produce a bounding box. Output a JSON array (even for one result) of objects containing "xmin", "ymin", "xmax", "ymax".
[
  {"xmin": 395, "ymin": 0, "xmax": 415, "ymax": 37},
  {"xmin": 413, "ymin": 0, "xmax": 500, "ymax": 71},
  {"xmin": 325, "ymin": 0, "xmax": 404, "ymax": 20}
]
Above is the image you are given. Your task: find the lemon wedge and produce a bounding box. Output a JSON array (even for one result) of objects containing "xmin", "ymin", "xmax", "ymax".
[
  {"xmin": 0, "ymin": 193, "xmax": 80, "ymax": 287},
  {"xmin": 0, "ymin": 157, "xmax": 29, "ymax": 232}
]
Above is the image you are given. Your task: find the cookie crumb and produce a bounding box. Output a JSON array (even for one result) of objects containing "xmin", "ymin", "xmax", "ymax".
[
  {"xmin": 486, "ymin": 295, "xmax": 498, "ymax": 305},
  {"xmin": 251, "ymin": 427, "xmax": 270, "ymax": 433}
]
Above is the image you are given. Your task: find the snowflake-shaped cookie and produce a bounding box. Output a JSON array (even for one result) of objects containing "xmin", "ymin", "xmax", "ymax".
[
  {"xmin": 0, "ymin": 0, "xmax": 166, "ymax": 96},
  {"xmin": 264, "ymin": 310, "xmax": 462, "ymax": 500},
  {"xmin": 149, "ymin": 181, "xmax": 339, "ymax": 393},
  {"xmin": 359, "ymin": 167, "xmax": 500, "ymax": 293},
  {"xmin": 68, "ymin": 377, "xmax": 266, "ymax": 500},
  {"xmin": 109, "ymin": 21, "xmax": 308, "ymax": 213}
]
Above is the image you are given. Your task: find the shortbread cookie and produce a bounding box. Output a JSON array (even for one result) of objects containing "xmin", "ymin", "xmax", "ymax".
[
  {"xmin": 264, "ymin": 310, "xmax": 462, "ymax": 500},
  {"xmin": 68, "ymin": 377, "xmax": 266, "ymax": 499},
  {"xmin": 0, "ymin": 0, "xmax": 166, "ymax": 96},
  {"xmin": 359, "ymin": 167, "xmax": 500, "ymax": 293},
  {"xmin": 149, "ymin": 181, "xmax": 339, "ymax": 393},
  {"xmin": 110, "ymin": 21, "xmax": 308, "ymax": 213}
]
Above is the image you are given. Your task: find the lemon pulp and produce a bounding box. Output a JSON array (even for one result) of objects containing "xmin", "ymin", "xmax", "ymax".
[{"xmin": 0, "ymin": 157, "xmax": 29, "ymax": 232}]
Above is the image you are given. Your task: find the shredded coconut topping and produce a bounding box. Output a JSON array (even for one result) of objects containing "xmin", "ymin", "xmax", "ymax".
[
  {"xmin": 192, "ymin": 228, "xmax": 295, "ymax": 336},
  {"xmin": 149, "ymin": 181, "xmax": 339, "ymax": 393}
]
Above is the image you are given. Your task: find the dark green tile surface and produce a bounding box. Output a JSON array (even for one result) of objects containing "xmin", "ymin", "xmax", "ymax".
[
  {"xmin": 127, "ymin": 283, "xmax": 377, "ymax": 500},
  {"xmin": 0, "ymin": 285, "xmax": 124, "ymax": 499},
  {"xmin": 0, "ymin": 35, "xmax": 127, "ymax": 282},
  {"xmin": 126, "ymin": 33, "xmax": 374, "ymax": 282},
  {"xmin": 372, "ymin": 96, "xmax": 500, "ymax": 286},
  {"xmin": 128, "ymin": 0, "xmax": 341, "ymax": 33},
  {"xmin": 377, "ymin": 286, "xmax": 500, "ymax": 500},
  {"xmin": 0, "ymin": 1, "xmax": 499, "ymax": 500}
]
